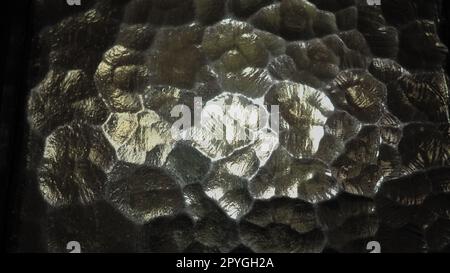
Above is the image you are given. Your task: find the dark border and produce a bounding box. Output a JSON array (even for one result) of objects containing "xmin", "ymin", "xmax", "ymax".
[
  {"xmin": 0, "ymin": 0, "xmax": 34, "ymax": 252},
  {"xmin": 441, "ymin": 0, "xmax": 450, "ymax": 72}
]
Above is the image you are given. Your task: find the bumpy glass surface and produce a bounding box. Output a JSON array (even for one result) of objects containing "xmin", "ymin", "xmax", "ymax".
[{"xmin": 18, "ymin": 0, "xmax": 450, "ymax": 252}]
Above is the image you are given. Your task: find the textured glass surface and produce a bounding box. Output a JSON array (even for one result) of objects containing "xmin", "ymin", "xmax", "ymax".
[{"xmin": 14, "ymin": 0, "xmax": 450, "ymax": 252}]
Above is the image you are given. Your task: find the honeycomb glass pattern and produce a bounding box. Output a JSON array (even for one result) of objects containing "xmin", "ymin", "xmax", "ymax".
[{"xmin": 18, "ymin": 0, "xmax": 450, "ymax": 253}]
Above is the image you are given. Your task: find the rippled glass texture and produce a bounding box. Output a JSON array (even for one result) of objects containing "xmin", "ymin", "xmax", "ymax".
[{"xmin": 16, "ymin": 0, "xmax": 450, "ymax": 253}]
